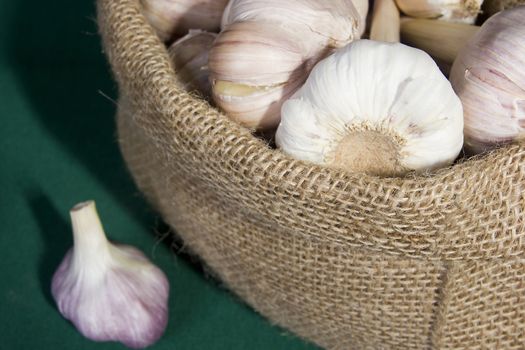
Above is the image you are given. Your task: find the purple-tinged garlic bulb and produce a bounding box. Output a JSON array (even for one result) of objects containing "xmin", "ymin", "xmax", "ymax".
[
  {"xmin": 209, "ymin": 0, "xmax": 366, "ymax": 131},
  {"xmin": 450, "ymin": 6, "xmax": 525, "ymax": 154},
  {"xmin": 140, "ymin": 0, "xmax": 229, "ymax": 42},
  {"xmin": 168, "ymin": 30, "xmax": 216, "ymax": 99},
  {"xmin": 51, "ymin": 201, "xmax": 169, "ymax": 349}
]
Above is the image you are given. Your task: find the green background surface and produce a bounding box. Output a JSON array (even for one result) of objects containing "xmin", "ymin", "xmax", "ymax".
[{"xmin": 0, "ymin": 1, "xmax": 318, "ymax": 349}]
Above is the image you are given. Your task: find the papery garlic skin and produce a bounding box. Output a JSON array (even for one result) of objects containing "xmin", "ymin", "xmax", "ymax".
[
  {"xmin": 450, "ymin": 6, "xmax": 525, "ymax": 154},
  {"xmin": 396, "ymin": 0, "xmax": 484, "ymax": 24},
  {"xmin": 276, "ymin": 40, "xmax": 464, "ymax": 176},
  {"xmin": 222, "ymin": 0, "xmax": 365, "ymax": 41},
  {"xmin": 210, "ymin": 0, "xmax": 364, "ymax": 130},
  {"xmin": 140, "ymin": 0, "xmax": 229, "ymax": 42},
  {"xmin": 168, "ymin": 30, "xmax": 216, "ymax": 99},
  {"xmin": 51, "ymin": 201, "xmax": 169, "ymax": 349}
]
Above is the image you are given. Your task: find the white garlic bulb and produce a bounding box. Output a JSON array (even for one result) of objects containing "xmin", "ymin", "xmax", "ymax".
[
  {"xmin": 52, "ymin": 201, "xmax": 169, "ymax": 349},
  {"xmin": 140, "ymin": 0, "xmax": 229, "ymax": 42},
  {"xmin": 168, "ymin": 30, "xmax": 216, "ymax": 99},
  {"xmin": 276, "ymin": 40, "xmax": 464, "ymax": 177},
  {"xmin": 395, "ymin": 0, "xmax": 484, "ymax": 23},
  {"xmin": 450, "ymin": 6, "xmax": 525, "ymax": 154},
  {"xmin": 209, "ymin": 0, "xmax": 365, "ymax": 130}
]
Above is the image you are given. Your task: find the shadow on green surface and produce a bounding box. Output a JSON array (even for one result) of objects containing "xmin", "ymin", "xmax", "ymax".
[
  {"xmin": 7, "ymin": 0, "xmax": 210, "ymax": 308},
  {"xmin": 6, "ymin": 0, "xmax": 142, "ymax": 217},
  {"xmin": 28, "ymin": 190, "xmax": 72, "ymax": 306},
  {"xmin": 6, "ymin": 3, "xmax": 318, "ymax": 349}
]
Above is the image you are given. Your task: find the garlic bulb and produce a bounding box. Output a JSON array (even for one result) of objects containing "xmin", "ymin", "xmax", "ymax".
[
  {"xmin": 209, "ymin": 0, "xmax": 365, "ymax": 130},
  {"xmin": 276, "ymin": 40, "xmax": 464, "ymax": 177},
  {"xmin": 450, "ymin": 6, "xmax": 525, "ymax": 154},
  {"xmin": 168, "ymin": 30, "xmax": 216, "ymax": 99},
  {"xmin": 483, "ymin": 0, "xmax": 525, "ymax": 17},
  {"xmin": 140, "ymin": 0, "xmax": 229, "ymax": 42},
  {"xmin": 52, "ymin": 201, "xmax": 169, "ymax": 349},
  {"xmin": 400, "ymin": 19, "xmax": 480, "ymax": 75},
  {"xmin": 395, "ymin": 0, "xmax": 484, "ymax": 23}
]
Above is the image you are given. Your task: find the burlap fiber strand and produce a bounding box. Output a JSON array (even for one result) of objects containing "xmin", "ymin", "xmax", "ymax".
[{"xmin": 97, "ymin": 0, "xmax": 525, "ymax": 348}]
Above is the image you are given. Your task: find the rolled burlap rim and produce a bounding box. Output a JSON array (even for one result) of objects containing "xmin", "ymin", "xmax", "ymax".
[{"xmin": 98, "ymin": 0, "xmax": 525, "ymax": 348}]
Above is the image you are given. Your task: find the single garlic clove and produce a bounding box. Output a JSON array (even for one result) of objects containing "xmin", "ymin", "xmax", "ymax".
[
  {"xmin": 395, "ymin": 0, "xmax": 484, "ymax": 24},
  {"xmin": 51, "ymin": 201, "xmax": 169, "ymax": 349},
  {"xmin": 450, "ymin": 6, "xmax": 525, "ymax": 154},
  {"xmin": 400, "ymin": 19, "xmax": 480, "ymax": 76},
  {"xmin": 168, "ymin": 30, "xmax": 216, "ymax": 99},
  {"xmin": 140, "ymin": 0, "xmax": 229, "ymax": 42},
  {"xmin": 370, "ymin": 0, "xmax": 401, "ymax": 43},
  {"xmin": 276, "ymin": 40, "xmax": 464, "ymax": 177}
]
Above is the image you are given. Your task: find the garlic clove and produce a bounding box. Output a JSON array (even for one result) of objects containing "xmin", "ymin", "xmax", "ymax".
[
  {"xmin": 400, "ymin": 18, "xmax": 480, "ymax": 75},
  {"xmin": 395, "ymin": 0, "xmax": 484, "ymax": 24},
  {"xmin": 276, "ymin": 40, "xmax": 464, "ymax": 177},
  {"xmin": 450, "ymin": 6, "xmax": 525, "ymax": 154},
  {"xmin": 168, "ymin": 30, "xmax": 216, "ymax": 99},
  {"xmin": 140, "ymin": 0, "xmax": 229, "ymax": 42},
  {"xmin": 370, "ymin": 0, "xmax": 401, "ymax": 43},
  {"xmin": 51, "ymin": 201, "xmax": 169, "ymax": 349},
  {"xmin": 212, "ymin": 78, "xmax": 305, "ymax": 130}
]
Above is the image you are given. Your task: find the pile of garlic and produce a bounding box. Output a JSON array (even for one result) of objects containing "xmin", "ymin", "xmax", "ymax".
[{"xmin": 138, "ymin": 0, "xmax": 525, "ymax": 177}]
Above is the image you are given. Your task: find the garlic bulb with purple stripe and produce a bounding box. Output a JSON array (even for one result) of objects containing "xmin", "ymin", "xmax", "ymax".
[
  {"xmin": 51, "ymin": 201, "xmax": 169, "ymax": 349},
  {"xmin": 450, "ymin": 6, "xmax": 525, "ymax": 154},
  {"xmin": 209, "ymin": 0, "xmax": 366, "ymax": 130}
]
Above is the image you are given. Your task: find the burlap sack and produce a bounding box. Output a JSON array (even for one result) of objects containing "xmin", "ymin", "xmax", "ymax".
[{"xmin": 97, "ymin": 0, "xmax": 525, "ymax": 348}]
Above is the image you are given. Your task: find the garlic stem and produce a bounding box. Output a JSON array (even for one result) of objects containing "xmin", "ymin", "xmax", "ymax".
[
  {"xmin": 370, "ymin": 0, "xmax": 401, "ymax": 43},
  {"xmin": 401, "ymin": 18, "xmax": 479, "ymax": 72},
  {"xmin": 70, "ymin": 201, "xmax": 110, "ymax": 270}
]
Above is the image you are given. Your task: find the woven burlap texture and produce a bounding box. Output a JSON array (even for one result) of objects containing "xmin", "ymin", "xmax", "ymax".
[{"xmin": 97, "ymin": 0, "xmax": 525, "ymax": 348}]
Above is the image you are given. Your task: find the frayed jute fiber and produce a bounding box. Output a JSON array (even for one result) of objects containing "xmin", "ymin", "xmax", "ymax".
[{"xmin": 97, "ymin": 0, "xmax": 525, "ymax": 348}]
